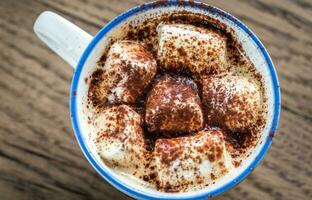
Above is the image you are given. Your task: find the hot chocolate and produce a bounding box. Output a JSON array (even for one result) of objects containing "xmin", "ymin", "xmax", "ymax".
[{"xmin": 87, "ymin": 11, "xmax": 267, "ymax": 192}]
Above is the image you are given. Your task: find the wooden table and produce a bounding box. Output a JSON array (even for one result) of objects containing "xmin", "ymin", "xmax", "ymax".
[{"xmin": 0, "ymin": 0, "xmax": 311, "ymax": 199}]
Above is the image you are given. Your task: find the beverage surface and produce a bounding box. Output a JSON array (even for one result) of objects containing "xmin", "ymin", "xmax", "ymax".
[{"xmin": 87, "ymin": 11, "xmax": 267, "ymax": 192}]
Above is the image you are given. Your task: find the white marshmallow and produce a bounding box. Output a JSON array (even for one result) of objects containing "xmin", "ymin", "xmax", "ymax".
[
  {"xmin": 94, "ymin": 105, "xmax": 149, "ymax": 175},
  {"xmin": 154, "ymin": 130, "xmax": 232, "ymax": 192},
  {"xmin": 145, "ymin": 76, "xmax": 203, "ymax": 133},
  {"xmin": 157, "ymin": 24, "xmax": 226, "ymax": 74},
  {"xmin": 202, "ymin": 75, "xmax": 263, "ymax": 132},
  {"xmin": 98, "ymin": 40, "xmax": 157, "ymax": 104}
]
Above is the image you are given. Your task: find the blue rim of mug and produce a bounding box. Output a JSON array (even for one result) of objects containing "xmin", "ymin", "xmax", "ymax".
[{"xmin": 70, "ymin": 1, "xmax": 281, "ymax": 199}]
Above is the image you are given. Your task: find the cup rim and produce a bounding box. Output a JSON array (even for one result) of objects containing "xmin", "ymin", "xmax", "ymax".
[{"xmin": 70, "ymin": 1, "xmax": 281, "ymax": 199}]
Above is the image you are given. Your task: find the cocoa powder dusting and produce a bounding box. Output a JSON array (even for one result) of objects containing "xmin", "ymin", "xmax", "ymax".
[{"xmin": 87, "ymin": 10, "xmax": 267, "ymax": 192}]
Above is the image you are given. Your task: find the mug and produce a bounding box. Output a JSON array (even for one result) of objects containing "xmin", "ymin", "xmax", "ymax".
[{"xmin": 33, "ymin": 1, "xmax": 281, "ymax": 199}]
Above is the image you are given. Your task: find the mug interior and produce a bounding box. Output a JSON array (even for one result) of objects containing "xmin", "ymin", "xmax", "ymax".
[{"xmin": 70, "ymin": 1, "xmax": 280, "ymax": 199}]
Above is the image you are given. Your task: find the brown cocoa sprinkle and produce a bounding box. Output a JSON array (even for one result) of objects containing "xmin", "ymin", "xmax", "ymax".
[
  {"xmin": 177, "ymin": 47, "xmax": 187, "ymax": 57},
  {"xmin": 225, "ymin": 131, "xmax": 249, "ymax": 149},
  {"xmin": 210, "ymin": 173, "xmax": 216, "ymax": 180},
  {"xmin": 88, "ymin": 69, "xmax": 105, "ymax": 108},
  {"xmin": 234, "ymin": 160, "xmax": 242, "ymax": 167},
  {"xmin": 149, "ymin": 172, "xmax": 158, "ymax": 181},
  {"xmin": 143, "ymin": 175, "xmax": 149, "ymax": 182},
  {"xmin": 269, "ymin": 131, "xmax": 275, "ymax": 139},
  {"xmin": 155, "ymin": 138, "xmax": 183, "ymax": 165}
]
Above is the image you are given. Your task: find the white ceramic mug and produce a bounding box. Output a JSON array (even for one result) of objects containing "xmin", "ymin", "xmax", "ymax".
[{"xmin": 34, "ymin": 1, "xmax": 280, "ymax": 199}]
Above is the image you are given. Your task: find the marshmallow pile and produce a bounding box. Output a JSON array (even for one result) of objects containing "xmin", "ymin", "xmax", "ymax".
[{"xmin": 91, "ymin": 23, "xmax": 264, "ymax": 192}]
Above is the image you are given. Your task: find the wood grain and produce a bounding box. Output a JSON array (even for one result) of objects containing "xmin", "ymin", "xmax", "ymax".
[{"xmin": 0, "ymin": 0, "xmax": 311, "ymax": 199}]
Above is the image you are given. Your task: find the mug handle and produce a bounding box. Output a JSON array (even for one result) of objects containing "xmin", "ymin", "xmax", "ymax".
[{"xmin": 33, "ymin": 11, "xmax": 93, "ymax": 68}]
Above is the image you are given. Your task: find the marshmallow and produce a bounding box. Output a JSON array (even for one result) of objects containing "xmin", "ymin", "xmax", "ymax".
[
  {"xmin": 97, "ymin": 40, "xmax": 157, "ymax": 104},
  {"xmin": 157, "ymin": 24, "xmax": 226, "ymax": 74},
  {"xmin": 94, "ymin": 105, "xmax": 149, "ymax": 174},
  {"xmin": 202, "ymin": 75, "xmax": 263, "ymax": 132},
  {"xmin": 154, "ymin": 130, "xmax": 232, "ymax": 192},
  {"xmin": 145, "ymin": 75, "xmax": 203, "ymax": 133}
]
